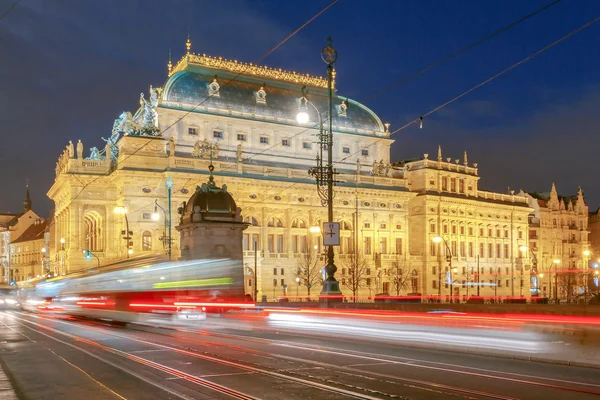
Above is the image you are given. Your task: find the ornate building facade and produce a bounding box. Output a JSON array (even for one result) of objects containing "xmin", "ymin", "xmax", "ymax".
[
  {"xmin": 47, "ymin": 40, "xmax": 534, "ymax": 301},
  {"xmin": 0, "ymin": 186, "xmax": 40, "ymax": 283},
  {"xmin": 521, "ymin": 184, "xmax": 591, "ymax": 300}
]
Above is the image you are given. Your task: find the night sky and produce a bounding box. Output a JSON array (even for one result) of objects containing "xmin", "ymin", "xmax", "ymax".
[{"xmin": 1, "ymin": 0, "xmax": 599, "ymax": 216}]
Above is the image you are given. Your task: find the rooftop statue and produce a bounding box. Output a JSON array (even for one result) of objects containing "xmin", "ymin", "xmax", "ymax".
[{"xmin": 139, "ymin": 86, "xmax": 160, "ymax": 135}]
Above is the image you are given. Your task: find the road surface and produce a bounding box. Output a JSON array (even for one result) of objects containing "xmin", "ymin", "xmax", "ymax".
[{"xmin": 0, "ymin": 310, "xmax": 599, "ymax": 399}]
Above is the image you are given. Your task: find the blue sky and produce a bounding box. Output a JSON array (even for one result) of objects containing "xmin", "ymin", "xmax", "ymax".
[{"xmin": 1, "ymin": 0, "xmax": 599, "ymax": 215}]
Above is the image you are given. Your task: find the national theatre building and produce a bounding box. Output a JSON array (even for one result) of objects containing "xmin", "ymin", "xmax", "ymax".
[{"xmin": 48, "ymin": 39, "xmax": 536, "ymax": 301}]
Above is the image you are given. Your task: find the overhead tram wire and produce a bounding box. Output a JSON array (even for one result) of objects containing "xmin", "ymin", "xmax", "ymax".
[
  {"xmin": 214, "ymin": 0, "xmax": 563, "ymax": 178},
  {"xmin": 49, "ymin": 0, "xmax": 339, "ymax": 231},
  {"xmin": 0, "ymin": 0, "xmax": 20, "ymax": 24},
  {"xmin": 337, "ymin": 15, "xmax": 600, "ymax": 165},
  {"xmin": 361, "ymin": 0, "xmax": 562, "ymax": 104},
  {"xmin": 242, "ymin": 15, "xmax": 600, "ymax": 209}
]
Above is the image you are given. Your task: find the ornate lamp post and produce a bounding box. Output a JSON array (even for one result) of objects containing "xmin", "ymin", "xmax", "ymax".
[
  {"xmin": 297, "ymin": 38, "xmax": 343, "ymax": 300},
  {"xmin": 82, "ymin": 249, "xmax": 100, "ymax": 268}
]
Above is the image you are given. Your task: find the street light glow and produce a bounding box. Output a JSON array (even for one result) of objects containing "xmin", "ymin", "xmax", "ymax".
[
  {"xmin": 432, "ymin": 236, "xmax": 442, "ymax": 243},
  {"xmin": 41, "ymin": 247, "xmax": 46, "ymax": 253},
  {"xmin": 60, "ymin": 238, "xmax": 65, "ymax": 244},
  {"xmin": 114, "ymin": 206, "xmax": 126, "ymax": 214},
  {"xmin": 583, "ymin": 250, "xmax": 591, "ymax": 256},
  {"xmin": 539, "ymin": 273, "xmax": 544, "ymax": 278},
  {"xmin": 152, "ymin": 212, "xmax": 160, "ymax": 221},
  {"xmin": 519, "ymin": 245, "xmax": 528, "ymax": 252},
  {"xmin": 309, "ymin": 226, "xmax": 320, "ymax": 233},
  {"xmin": 296, "ymin": 97, "xmax": 310, "ymax": 124},
  {"xmin": 128, "ymin": 249, "xmax": 133, "ymax": 255},
  {"xmin": 553, "ymin": 259, "xmax": 561, "ymax": 264}
]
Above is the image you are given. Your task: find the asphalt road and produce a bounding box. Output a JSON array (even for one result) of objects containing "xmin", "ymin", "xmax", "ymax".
[{"xmin": 0, "ymin": 311, "xmax": 599, "ymax": 400}]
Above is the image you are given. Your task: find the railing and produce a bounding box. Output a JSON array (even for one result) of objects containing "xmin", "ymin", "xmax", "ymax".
[
  {"xmin": 477, "ymin": 190, "xmax": 528, "ymax": 204},
  {"xmin": 406, "ymin": 159, "xmax": 478, "ymax": 175}
]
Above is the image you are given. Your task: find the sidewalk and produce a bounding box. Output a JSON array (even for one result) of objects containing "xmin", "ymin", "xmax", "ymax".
[{"xmin": 0, "ymin": 364, "xmax": 18, "ymax": 400}]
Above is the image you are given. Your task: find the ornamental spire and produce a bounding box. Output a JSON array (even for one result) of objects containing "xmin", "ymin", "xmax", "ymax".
[
  {"xmin": 437, "ymin": 145, "xmax": 442, "ymax": 161},
  {"xmin": 463, "ymin": 151, "xmax": 468, "ymax": 166},
  {"xmin": 23, "ymin": 181, "xmax": 31, "ymax": 213},
  {"xmin": 167, "ymin": 49, "xmax": 173, "ymax": 74},
  {"xmin": 185, "ymin": 34, "xmax": 191, "ymax": 54}
]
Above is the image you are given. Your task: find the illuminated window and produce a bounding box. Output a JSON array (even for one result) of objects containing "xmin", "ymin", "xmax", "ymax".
[
  {"xmin": 281, "ymin": 139, "xmax": 290, "ymax": 146},
  {"xmin": 188, "ymin": 127, "xmax": 198, "ymax": 135},
  {"xmin": 361, "ymin": 149, "xmax": 369, "ymax": 156},
  {"xmin": 142, "ymin": 231, "xmax": 152, "ymax": 251},
  {"xmin": 343, "ymin": 147, "xmax": 350, "ymax": 154},
  {"xmin": 260, "ymin": 136, "xmax": 269, "ymax": 144},
  {"xmin": 303, "ymin": 142, "xmax": 312, "ymax": 149},
  {"xmin": 213, "ymin": 130, "xmax": 223, "ymax": 139},
  {"xmin": 237, "ymin": 133, "xmax": 247, "ymax": 141}
]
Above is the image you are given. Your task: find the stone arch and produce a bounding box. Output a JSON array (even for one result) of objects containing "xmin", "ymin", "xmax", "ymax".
[
  {"xmin": 291, "ymin": 218, "xmax": 307, "ymax": 229},
  {"xmin": 142, "ymin": 230, "xmax": 152, "ymax": 251},
  {"xmin": 84, "ymin": 210, "xmax": 104, "ymax": 252},
  {"xmin": 243, "ymin": 216, "xmax": 260, "ymax": 226},
  {"xmin": 267, "ymin": 217, "xmax": 284, "ymax": 228}
]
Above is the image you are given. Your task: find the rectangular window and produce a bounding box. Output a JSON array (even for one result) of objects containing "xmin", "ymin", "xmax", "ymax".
[
  {"xmin": 361, "ymin": 149, "xmax": 369, "ymax": 156},
  {"xmin": 273, "ymin": 268, "xmax": 277, "ymax": 276},
  {"xmin": 488, "ymin": 228, "xmax": 493, "ymax": 237},
  {"xmin": 518, "ymin": 230, "xmax": 523, "ymax": 239},
  {"xmin": 366, "ymin": 268, "xmax": 371, "ymax": 276},
  {"xmin": 188, "ymin": 127, "xmax": 198, "ymax": 135},
  {"xmin": 504, "ymin": 229, "xmax": 509, "ymax": 238},
  {"xmin": 506, "ymin": 279, "xmax": 510, "ymax": 288},
  {"xmin": 452, "ymin": 225, "xmax": 457, "ymax": 235},
  {"xmin": 460, "ymin": 242, "xmax": 465, "ymax": 257},
  {"xmin": 213, "ymin": 130, "xmax": 223, "ymax": 139},
  {"xmin": 480, "ymin": 228, "xmax": 484, "ymax": 236},
  {"xmin": 260, "ymin": 136, "xmax": 269, "ymax": 144},
  {"xmin": 268, "ymin": 234, "xmax": 274, "ymax": 252},
  {"xmin": 468, "ymin": 242, "xmax": 473, "ymax": 257},
  {"xmin": 280, "ymin": 267, "xmax": 284, "ymax": 275},
  {"xmin": 237, "ymin": 133, "xmax": 247, "ymax": 141},
  {"xmin": 366, "ymin": 278, "xmax": 372, "ymax": 286},
  {"xmin": 380, "ymin": 223, "xmax": 387, "ymax": 229},
  {"xmin": 343, "ymin": 146, "xmax": 350, "ymax": 154},
  {"xmin": 460, "ymin": 226, "xmax": 465, "ymax": 235},
  {"xmin": 504, "ymin": 244, "xmax": 509, "ymax": 259},
  {"xmin": 379, "ymin": 238, "xmax": 387, "ymax": 254},
  {"xmin": 459, "ymin": 179, "xmax": 465, "ymax": 193},
  {"xmin": 496, "ymin": 244, "xmax": 501, "ymax": 259},
  {"xmin": 273, "ymin": 279, "xmax": 278, "ymax": 287},
  {"xmin": 430, "ymin": 223, "xmax": 436, "ymax": 233},
  {"xmin": 432, "ymin": 266, "xmax": 437, "ymax": 275},
  {"xmin": 281, "ymin": 139, "xmax": 290, "ymax": 146},
  {"xmin": 442, "ymin": 176, "xmax": 448, "ymax": 191},
  {"xmin": 450, "ymin": 178, "xmax": 456, "ymax": 192},
  {"xmin": 496, "ymin": 229, "xmax": 501, "ymax": 237},
  {"xmin": 248, "ymin": 279, "xmax": 252, "ymax": 287},
  {"xmin": 479, "ymin": 243, "xmax": 484, "ymax": 257},
  {"xmin": 364, "ymin": 222, "xmax": 371, "ymax": 228},
  {"xmin": 395, "ymin": 238, "xmax": 403, "ymax": 255},
  {"xmin": 303, "ymin": 142, "xmax": 311, "ymax": 149},
  {"xmin": 364, "ymin": 237, "xmax": 372, "ymax": 254},
  {"xmin": 142, "ymin": 213, "xmax": 152, "ymax": 220},
  {"xmin": 443, "ymin": 225, "xmax": 448, "ymax": 234},
  {"xmin": 488, "ymin": 243, "xmax": 493, "ymax": 258},
  {"xmin": 396, "ymin": 224, "xmax": 402, "ymax": 230},
  {"xmin": 431, "ymin": 241, "xmax": 437, "ymax": 256},
  {"xmin": 432, "ymin": 280, "xmax": 437, "ymax": 289},
  {"xmin": 451, "ymin": 241, "xmax": 457, "ymax": 257},
  {"xmin": 281, "ymin": 279, "xmax": 285, "ymax": 286},
  {"xmin": 469, "ymin": 227, "xmax": 473, "ymax": 236}
]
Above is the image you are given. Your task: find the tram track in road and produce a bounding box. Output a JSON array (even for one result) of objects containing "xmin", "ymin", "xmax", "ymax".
[
  {"xmin": 7, "ymin": 312, "xmax": 549, "ymax": 400},
  {"xmin": 71, "ymin": 315, "xmax": 600, "ymax": 399},
  {"xmin": 6, "ymin": 312, "xmax": 392, "ymax": 400}
]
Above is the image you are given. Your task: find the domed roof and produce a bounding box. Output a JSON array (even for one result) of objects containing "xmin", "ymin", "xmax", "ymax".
[
  {"xmin": 179, "ymin": 173, "xmax": 238, "ymax": 224},
  {"xmin": 161, "ymin": 69, "xmax": 384, "ymax": 134}
]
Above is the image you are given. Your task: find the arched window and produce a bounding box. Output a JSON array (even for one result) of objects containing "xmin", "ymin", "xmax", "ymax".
[
  {"xmin": 291, "ymin": 218, "xmax": 307, "ymax": 228},
  {"xmin": 268, "ymin": 217, "xmax": 283, "ymax": 228},
  {"xmin": 244, "ymin": 216, "xmax": 259, "ymax": 226},
  {"xmin": 142, "ymin": 231, "xmax": 152, "ymax": 251},
  {"xmin": 341, "ymin": 221, "xmax": 352, "ymax": 230},
  {"xmin": 553, "ymin": 219, "xmax": 557, "ymax": 226}
]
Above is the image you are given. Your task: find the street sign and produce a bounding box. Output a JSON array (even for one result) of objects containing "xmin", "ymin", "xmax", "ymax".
[{"xmin": 322, "ymin": 222, "xmax": 340, "ymax": 246}]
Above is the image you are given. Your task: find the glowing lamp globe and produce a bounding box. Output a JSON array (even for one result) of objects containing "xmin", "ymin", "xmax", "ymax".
[{"xmin": 296, "ymin": 111, "xmax": 309, "ymax": 124}]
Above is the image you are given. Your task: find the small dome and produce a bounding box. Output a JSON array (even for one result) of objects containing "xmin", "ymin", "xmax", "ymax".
[{"xmin": 179, "ymin": 175, "xmax": 238, "ymax": 224}]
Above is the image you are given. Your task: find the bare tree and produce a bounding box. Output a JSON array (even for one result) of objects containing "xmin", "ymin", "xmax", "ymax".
[
  {"xmin": 556, "ymin": 269, "xmax": 584, "ymax": 303},
  {"xmin": 295, "ymin": 251, "xmax": 322, "ymax": 299},
  {"xmin": 340, "ymin": 250, "xmax": 370, "ymax": 301},
  {"xmin": 390, "ymin": 257, "xmax": 412, "ymax": 296}
]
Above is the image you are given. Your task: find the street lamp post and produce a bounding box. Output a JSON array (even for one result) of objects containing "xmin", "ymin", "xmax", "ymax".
[
  {"xmin": 433, "ymin": 236, "xmax": 453, "ymax": 303},
  {"xmin": 297, "ymin": 38, "xmax": 344, "ymax": 300},
  {"xmin": 553, "ymin": 259, "xmax": 560, "ymax": 304},
  {"xmin": 152, "ymin": 176, "xmax": 174, "ymax": 261},
  {"xmin": 114, "ymin": 206, "xmax": 133, "ymax": 258}
]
